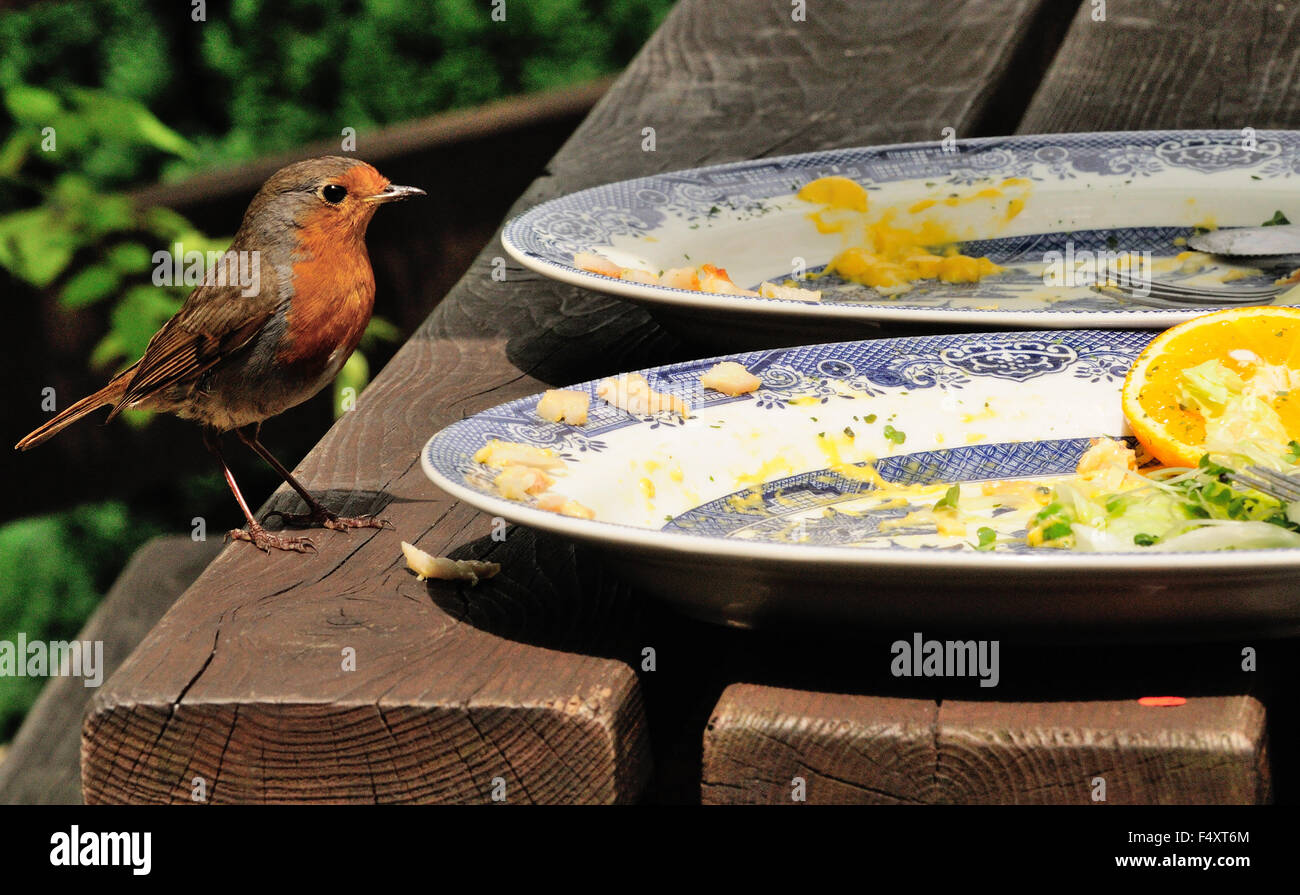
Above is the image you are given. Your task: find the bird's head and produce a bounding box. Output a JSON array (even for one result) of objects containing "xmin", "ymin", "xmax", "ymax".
[{"xmin": 244, "ymin": 156, "xmax": 425, "ymax": 245}]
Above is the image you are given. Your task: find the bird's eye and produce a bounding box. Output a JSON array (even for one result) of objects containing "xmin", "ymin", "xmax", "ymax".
[{"xmin": 322, "ymin": 184, "xmax": 347, "ymax": 204}]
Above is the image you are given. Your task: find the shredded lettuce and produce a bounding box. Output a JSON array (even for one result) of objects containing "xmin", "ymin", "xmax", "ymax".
[
  {"xmin": 1033, "ymin": 440, "xmax": 1300, "ymax": 553},
  {"xmin": 1179, "ymin": 356, "xmax": 1298, "ymax": 470}
]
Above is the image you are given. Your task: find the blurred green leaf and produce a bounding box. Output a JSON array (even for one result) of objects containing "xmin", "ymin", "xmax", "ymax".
[
  {"xmin": 60, "ymin": 264, "xmax": 120, "ymax": 308},
  {"xmin": 65, "ymin": 88, "xmax": 197, "ymax": 159},
  {"xmin": 51, "ymin": 171, "xmax": 93, "ymax": 203},
  {"xmin": 333, "ymin": 351, "xmax": 370, "ymax": 418},
  {"xmin": 104, "ymin": 241, "xmax": 153, "ymax": 273},
  {"xmin": 87, "ymin": 331, "xmax": 125, "ymax": 371},
  {"xmin": 0, "ymin": 207, "xmax": 77, "ymax": 286},
  {"xmin": 4, "ymin": 85, "xmax": 61, "ymax": 123},
  {"xmin": 143, "ymin": 206, "xmax": 193, "ymax": 238},
  {"xmin": 0, "ymin": 132, "xmax": 32, "ymax": 179},
  {"xmin": 118, "ymin": 407, "xmax": 155, "ymax": 429},
  {"xmin": 361, "ymin": 314, "xmax": 400, "ymax": 349},
  {"xmin": 84, "ymin": 195, "xmax": 135, "ymax": 237}
]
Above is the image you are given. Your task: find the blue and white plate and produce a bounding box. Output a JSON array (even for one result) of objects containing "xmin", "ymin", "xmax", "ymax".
[
  {"xmin": 422, "ymin": 331, "xmax": 1300, "ymax": 636},
  {"xmin": 503, "ymin": 131, "xmax": 1300, "ymax": 337}
]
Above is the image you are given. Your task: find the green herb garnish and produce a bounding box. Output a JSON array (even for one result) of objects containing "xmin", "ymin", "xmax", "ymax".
[{"xmin": 934, "ymin": 484, "xmax": 961, "ymax": 511}]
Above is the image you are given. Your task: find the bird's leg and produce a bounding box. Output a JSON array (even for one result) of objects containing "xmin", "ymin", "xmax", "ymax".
[
  {"xmin": 203, "ymin": 428, "xmax": 315, "ymax": 554},
  {"xmin": 235, "ymin": 424, "xmax": 390, "ymax": 532}
]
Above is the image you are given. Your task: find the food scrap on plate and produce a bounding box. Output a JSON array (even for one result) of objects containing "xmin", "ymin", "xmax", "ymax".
[
  {"xmin": 596, "ymin": 372, "xmax": 690, "ymax": 419},
  {"xmin": 535, "ymin": 388, "xmax": 590, "ymax": 425},
  {"xmin": 573, "ymin": 252, "xmax": 822, "ymax": 302},
  {"xmin": 795, "ymin": 175, "xmax": 1011, "ymax": 294},
  {"xmin": 471, "ymin": 438, "xmax": 596, "ymax": 519},
  {"xmin": 699, "ymin": 361, "xmax": 761, "ymax": 396}
]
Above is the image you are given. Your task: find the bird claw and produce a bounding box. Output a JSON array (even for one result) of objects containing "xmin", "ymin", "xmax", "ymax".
[
  {"xmin": 353, "ymin": 514, "xmax": 396, "ymax": 531},
  {"xmin": 228, "ymin": 524, "xmax": 317, "ymax": 554}
]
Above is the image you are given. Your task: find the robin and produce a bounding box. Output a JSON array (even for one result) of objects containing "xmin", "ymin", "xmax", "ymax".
[{"xmin": 15, "ymin": 157, "xmax": 425, "ymax": 553}]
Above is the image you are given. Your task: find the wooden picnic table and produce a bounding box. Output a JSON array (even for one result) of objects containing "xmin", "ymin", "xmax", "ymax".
[{"xmin": 81, "ymin": 0, "xmax": 1300, "ymax": 804}]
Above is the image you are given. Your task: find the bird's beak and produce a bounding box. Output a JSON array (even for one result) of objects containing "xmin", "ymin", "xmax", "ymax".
[{"xmin": 367, "ymin": 184, "xmax": 426, "ymax": 204}]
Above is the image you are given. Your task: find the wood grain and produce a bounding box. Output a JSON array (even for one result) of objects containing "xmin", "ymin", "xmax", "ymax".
[
  {"xmin": 82, "ymin": 0, "xmax": 1091, "ymax": 803},
  {"xmin": 703, "ymin": 685, "xmax": 937, "ymax": 804},
  {"xmin": 703, "ymin": 685, "xmax": 1269, "ymax": 804},
  {"xmin": 1018, "ymin": 0, "xmax": 1300, "ymax": 133}
]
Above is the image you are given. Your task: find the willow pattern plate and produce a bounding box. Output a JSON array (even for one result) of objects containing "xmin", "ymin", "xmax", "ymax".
[
  {"xmin": 503, "ymin": 130, "xmax": 1300, "ymax": 342},
  {"xmin": 422, "ymin": 330, "xmax": 1300, "ymax": 636}
]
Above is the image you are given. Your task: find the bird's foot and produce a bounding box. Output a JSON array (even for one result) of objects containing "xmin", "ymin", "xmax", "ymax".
[
  {"xmin": 228, "ymin": 522, "xmax": 317, "ymax": 554},
  {"xmin": 266, "ymin": 506, "xmax": 392, "ymax": 532}
]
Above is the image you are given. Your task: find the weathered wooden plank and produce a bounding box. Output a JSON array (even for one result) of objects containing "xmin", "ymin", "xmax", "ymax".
[
  {"xmin": 1018, "ymin": 0, "xmax": 1300, "ymax": 133},
  {"xmin": 702, "ymin": 685, "xmax": 1269, "ymax": 804},
  {"xmin": 0, "ymin": 536, "xmax": 221, "ymax": 805},
  {"xmin": 82, "ymin": 0, "xmax": 1073, "ymax": 803},
  {"xmin": 702, "ymin": 685, "xmax": 937, "ymax": 804},
  {"xmin": 937, "ymin": 696, "xmax": 1269, "ymax": 804}
]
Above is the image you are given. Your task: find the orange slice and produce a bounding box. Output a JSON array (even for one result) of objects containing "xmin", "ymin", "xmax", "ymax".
[{"xmin": 1121, "ymin": 306, "xmax": 1300, "ymax": 467}]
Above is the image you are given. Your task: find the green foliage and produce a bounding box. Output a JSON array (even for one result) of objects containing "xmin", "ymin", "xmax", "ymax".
[
  {"xmin": 0, "ymin": 82, "xmax": 220, "ymax": 374},
  {"xmin": 0, "ymin": 502, "xmax": 164, "ymax": 740},
  {"xmin": 0, "ymin": 0, "xmax": 676, "ymax": 186}
]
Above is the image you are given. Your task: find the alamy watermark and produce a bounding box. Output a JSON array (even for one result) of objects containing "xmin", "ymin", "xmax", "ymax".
[
  {"xmin": 1042, "ymin": 241, "xmax": 1152, "ymax": 296},
  {"xmin": 0, "ymin": 635, "xmax": 103, "ymax": 687},
  {"xmin": 891, "ymin": 632, "xmax": 999, "ymax": 688},
  {"xmin": 50, "ymin": 826, "xmax": 150, "ymax": 875},
  {"xmin": 153, "ymin": 243, "xmax": 261, "ymax": 297}
]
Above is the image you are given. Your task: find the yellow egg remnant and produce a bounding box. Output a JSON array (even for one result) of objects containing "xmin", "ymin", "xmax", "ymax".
[
  {"xmin": 816, "ymin": 432, "xmax": 887, "ymax": 486},
  {"xmin": 726, "ymin": 489, "xmax": 767, "ymax": 514},
  {"xmin": 735, "ymin": 455, "xmax": 795, "ymax": 487},
  {"xmin": 796, "ymin": 176, "xmax": 1017, "ymax": 292},
  {"xmin": 797, "ymin": 175, "xmax": 869, "ymax": 212}
]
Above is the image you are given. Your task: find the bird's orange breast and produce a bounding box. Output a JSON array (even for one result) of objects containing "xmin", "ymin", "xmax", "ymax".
[{"xmin": 278, "ymin": 213, "xmax": 376, "ymax": 377}]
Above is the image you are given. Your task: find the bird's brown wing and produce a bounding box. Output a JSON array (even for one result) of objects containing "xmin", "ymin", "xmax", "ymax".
[{"xmin": 107, "ymin": 259, "xmax": 282, "ymax": 418}]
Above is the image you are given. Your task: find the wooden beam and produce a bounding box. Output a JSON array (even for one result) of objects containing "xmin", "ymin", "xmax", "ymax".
[{"xmin": 703, "ymin": 684, "xmax": 1269, "ymax": 804}]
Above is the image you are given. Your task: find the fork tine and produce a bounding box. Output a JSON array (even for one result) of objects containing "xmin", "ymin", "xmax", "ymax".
[
  {"xmin": 1094, "ymin": 284, "xmax": 1259, "ymax": 306},
  {"xmin": 1112, "ymin": 273, "xmax": 1281, "ymax": 298},
  {"xmin": 1242, "ymin": 466, "xmax": 1300, "ymax": 501},
  {"xmin": 1142, "ymin": 280, "xmax": 1281, "ymax": 297},
  {"xmin": 1143, "ymin": 285, "xmax": 1280, "ymax": 300},
  {"xmin": 1228, "ymin": 472, "xmax": 1290, "ymax": 501},
  {"xmin": 1095, "ymin": 276, "xmax": 1281, "ymax": 305}
]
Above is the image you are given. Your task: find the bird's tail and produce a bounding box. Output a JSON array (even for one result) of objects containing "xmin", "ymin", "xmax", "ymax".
[{"xmin": 14, "ymin": 371, "xmax": 133, "ymax": 451}]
